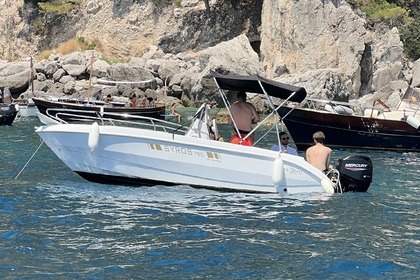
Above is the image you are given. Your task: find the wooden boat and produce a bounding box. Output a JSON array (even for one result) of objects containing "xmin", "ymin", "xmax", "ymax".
[
  {"xmin": 0, "ymin": 103, "xmax": 18, "ymax": 125},
  {"xmin": 33, "ymin": 97, "xmax": 166, "ymax": 121},
  {"xmin": 277, "ymin": 87, "xmax": 420, "ymax": 152}
]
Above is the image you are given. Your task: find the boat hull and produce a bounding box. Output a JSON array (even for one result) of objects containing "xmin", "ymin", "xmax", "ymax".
[
  {"xmin": 0, "ymin": 104, "xmax": 18, "ymax": 125},
  {"xmin": 36, "ymin": 123, "xmax": 332, "ymax": 194},
  {"xmin": 32, "ymin": 97, "xmax": 166, "ymax": 120},
  {"xmin": 278, "ymin": 106, "xmax": 420, "ymax": 152},
  {"xmin": 16, "ymin": 104, "xmax": 39, "ymax": 117}
]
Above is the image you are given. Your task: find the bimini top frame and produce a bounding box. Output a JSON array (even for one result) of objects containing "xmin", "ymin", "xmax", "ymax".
[{"xmin": 211, "ymin": 71, "xmax": 307, "ymax": 146}]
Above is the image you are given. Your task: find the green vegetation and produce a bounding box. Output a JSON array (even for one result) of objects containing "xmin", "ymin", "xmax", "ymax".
[
  {"xmin": 99, "ymin": 56, "xmax": 123, "ymax": 65},
  {"xmin": 350, "ymin": 0, "xmax": 420, "ymax": 60},
  {"xmin": 174, "ymin": 0, "xmax": 182, "ymax": 8},
  {"xmin": 77, "ymin": 37, "xmax": 100, "ymax": 51},
  {"xmin": 38, "ymin": 0, "xmax": 82, "ymax": 15},
  {"xmin": 359, "ymin": 1, "xmax": 410, "ymax": 25},
  {"xmin": 400, "ymin": 20, "xmax": 420, "ymax": 61}
]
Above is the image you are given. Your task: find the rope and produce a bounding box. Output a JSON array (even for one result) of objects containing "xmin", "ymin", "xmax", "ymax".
[{"xmin": 14, "ymin": 141, "xmax": 44, "ymax": 179}]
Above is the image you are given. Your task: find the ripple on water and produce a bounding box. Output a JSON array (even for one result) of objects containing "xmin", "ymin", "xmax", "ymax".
[{"xmin": 0, "ymin": 119, "xmax": 419, "ymax": 279}]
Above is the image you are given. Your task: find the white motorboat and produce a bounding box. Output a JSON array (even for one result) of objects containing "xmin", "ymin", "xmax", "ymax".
[
  {"xmin": 35, "ymin": 72, "xmax": 373, "ymax": 194},
  {"xmin": 14, "ymin": 99, "xmax": 39, "ymax": 117}
]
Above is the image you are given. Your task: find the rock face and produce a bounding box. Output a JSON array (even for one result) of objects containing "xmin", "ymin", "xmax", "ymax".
[
  {"xmin": 260, "ymin": 0, "xmax": 406, "ymax": 104},
  {"xmin": 0, "ymin": 0, "xmax": 418, "ymax": 109},
  {"xmin": 0, "ymin": 35, "xmax": 264, "ymax": 108}
]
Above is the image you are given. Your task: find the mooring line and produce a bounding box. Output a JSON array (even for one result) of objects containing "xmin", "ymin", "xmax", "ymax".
[{"xmin": 15, "ymin": 140, "xmax": 44, "ymax": 180}]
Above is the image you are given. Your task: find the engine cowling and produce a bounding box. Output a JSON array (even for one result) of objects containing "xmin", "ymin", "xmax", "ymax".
[{"xmin": 336, "ymin": 155, "xmax": 373, "ymax": 192}]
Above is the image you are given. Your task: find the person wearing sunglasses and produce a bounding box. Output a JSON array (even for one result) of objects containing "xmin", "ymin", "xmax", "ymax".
[{"xmin": 271, "ymin": 131, "xmax": 298, "ymax": 155}]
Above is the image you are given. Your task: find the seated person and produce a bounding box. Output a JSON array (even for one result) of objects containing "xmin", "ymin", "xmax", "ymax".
[
  {"xmin": 170, "ymin": 103, "xmax": 182, "ymax": 123},
  {"xmin": 306, "ymin": 131, "xmax": 332, "ymax": 172},
  {"xmin": 140, "ymin": 97, "xmax": 149, "ymax": 108},
  {"xmin": 103, "ymin": 94, "xmax": 113, "ymax": 104},
  {"xmin": 271, "ymin": 132, "xmax": 298, "ymax": 155},
  {"xmin": 228, "ymin": 91, "xmax": 260, "ymax": 146},
  {"xmin": 148, "ymin": 97, "xmax": 156, "ymax": 107},
  {"xmin": 129, "ymin": 96, "xmax": 137, "ymax": 107}
]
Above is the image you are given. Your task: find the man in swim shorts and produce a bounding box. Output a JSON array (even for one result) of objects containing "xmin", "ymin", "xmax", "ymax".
[{"xmin": 228, "ymin": 91, "xmax": 260, "ymax": 146}]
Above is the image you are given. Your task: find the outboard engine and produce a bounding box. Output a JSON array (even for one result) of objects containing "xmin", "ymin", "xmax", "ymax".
[{"xmin": 335, "ymin": 155, "xmax": 373, "ymax": 192}]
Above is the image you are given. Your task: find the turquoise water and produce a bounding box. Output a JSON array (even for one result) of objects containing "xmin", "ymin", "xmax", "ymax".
[{"xmin": 1, "ymin": 116, "xmax": 419, "ymax": 279}]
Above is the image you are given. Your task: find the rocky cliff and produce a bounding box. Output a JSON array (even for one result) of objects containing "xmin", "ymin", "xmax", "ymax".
[{"xmin": 1, "ymin": 0, "xmax": 419, "ymax": 108}]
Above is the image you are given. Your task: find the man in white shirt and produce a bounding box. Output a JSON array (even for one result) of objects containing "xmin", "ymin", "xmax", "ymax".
[{"xmin": 271, "ymin": 131, "xmax": 298, "ymax": 155}]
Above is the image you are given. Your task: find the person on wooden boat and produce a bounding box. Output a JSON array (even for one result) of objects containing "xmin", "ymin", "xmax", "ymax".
[
  {"xmin": 228, "ymin": 91, "xmax": 260, "ymax": 146},
  {"xmin": 140, "ymin": 97, "xmax": 149, "ymax": 108},
  {"xmin": 306, "ymin": 131, "xmax": 332, "ymax": 172},
  {"xmin": 170, "ymin": 103, "xmax": 182, "ymax": 123},
  {"xmin": 129, "ymin": 95, "xmax": 137, "ymax": 107},
  {"xmin": 149, "ymin": 98, "xmax": 156, "ymax": 107},
  {"xmin": 103, "ymin": 94, "xmax": 113, "ymax": 104},
  {"xmin": 271, "ymin": 131, "xmax": 298, "ymax": 155}
]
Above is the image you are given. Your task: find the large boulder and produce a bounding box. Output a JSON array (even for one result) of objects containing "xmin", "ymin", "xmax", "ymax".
[
  {"xmin": 0, "ymin": 61, "xmax": 31, "ymax": 96},
  {"xmin": 190, "ymin": 34, "xmax": 264, "ymax": 106},
  {"xmin": 61, "ymin": 52, "xmax": 88, "ymax": 77},
  {"xmin": 106, "ymin": 63, "xmax": 154, "ymax": 82},
  {"xmin": 91, "ymin": 59, "xmax": 110, "ymax": 78},
  {"xmin": 371, "ymin": 27, "xmax": 404, "ymax": 93},
  {"xmin": 276, "ymin": 69, "xmax": 350, "ymax": 101}
]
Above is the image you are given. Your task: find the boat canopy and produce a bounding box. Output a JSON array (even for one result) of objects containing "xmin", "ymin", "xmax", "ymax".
[{"xmin": 211, "ymin": 71, "xmax": 307, "ymax": 103}]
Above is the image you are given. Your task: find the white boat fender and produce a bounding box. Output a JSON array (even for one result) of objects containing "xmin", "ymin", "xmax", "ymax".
[
  {"xmin": 324, "ymin": 104, "xmax": 334, "ymax": 113},
  {"xmin": 88, "ymin": 122, "xmax": 100, "ymax": 152},
  {"xmin": 272, "ymin": 157, "xmax": 284, "ymax": 187},
  {"xmin": 15, "ymin": 104, "xmax": 20, "ymax": 111},
  {"xmin": 334, "ymin": 105, "xmax": 354, "ymax": 115},
  {"xmin": 321, "ymin": 178, "xmax": 335, "ymax": 194},
  {"xmin": 406, "ymin": 115, "xmax": 420, "ymax": 129},
  {"xmin": 100, "ymin": 106, "xmax": 104, "ymax": 117}
]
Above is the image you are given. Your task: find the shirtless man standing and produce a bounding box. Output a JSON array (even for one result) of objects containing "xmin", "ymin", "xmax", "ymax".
[
  {"xmin": 228, "ymin": 91, "xmax": 260, "ymax": 145},
  {"xmin": 306, "ymin": 131, "xmax": 332, "ymax": 172}
]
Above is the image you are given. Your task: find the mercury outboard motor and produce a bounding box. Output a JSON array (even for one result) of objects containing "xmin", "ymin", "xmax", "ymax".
[{"xmin": 335, "ymin": 155, "xmax": 373, "ymax": 192}]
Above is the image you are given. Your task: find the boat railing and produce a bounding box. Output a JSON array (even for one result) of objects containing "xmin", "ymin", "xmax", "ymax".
[
  {"xmin": 298, "ymin": 98, "xmax": 364, "ymax": 115},
  {"xmin": 45, "ymin": 108, "xmax": 189, "ymax": 135},
  {"xmin": 297, "ymin": 97, "xmax": 419, "ymax": 118},
  {"xmin": 12, "ymin": 98, "xmax": 35, "ymax": 106}
]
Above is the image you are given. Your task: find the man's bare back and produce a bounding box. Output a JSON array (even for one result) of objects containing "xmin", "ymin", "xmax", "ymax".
[
  {"xmin": 306, "ymin": 143, "xmax": 332, "ymax": 171},
  {"xmin": 228, "ymin": 101, "xmax": 259, "ymax": 132},
  {"xmin": 228, "ymin": 92, "xmax": 260, "ymax": 132},
  {"xmin": 306, "ymin": 131, "xmax": 332, "ymax": 171}
]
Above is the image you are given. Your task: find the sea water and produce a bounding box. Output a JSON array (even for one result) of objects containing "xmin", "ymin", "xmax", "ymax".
[{"xmin": 0, "ymin": 116, "xmax": 419, "ymax": 279}]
